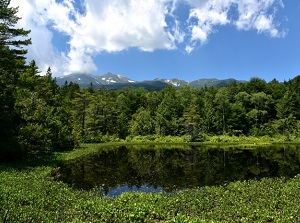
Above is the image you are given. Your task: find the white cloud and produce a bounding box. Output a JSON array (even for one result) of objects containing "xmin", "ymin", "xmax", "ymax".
[
  {"xmin": 10, "ymin": 0, "xmax": 70, "ymax": 75},
  {"xmin": 188, "ymin": 2, "xmax": 230, "ymax": 41},
  {"xmin": 185, "ymin": 0, "xmax": 209, "ymax": 8},
  {"xmin": 10, "ymin": 0, "xmax": 286, "ymax": 74},
  {"xmin": 234, "ymin": 0, "xmax": 285, "ymax": 37},
  {"xmin": 185, "ymin": 0, "xmax": 285, "ymax": 52},
  {"xmin": 78, "ymin": 0, "xmax": 178, "ymax": 52},
  {"xmin": 185, "ymin": 0, "xmax": 232, "ymax": 52},
  {"xmin": 255, "ymin": 14, "xmax": 278, "ymax": 36},
  {"xmin": 11, "ymin": 0, "xmax": 183, "ymax": 75}
]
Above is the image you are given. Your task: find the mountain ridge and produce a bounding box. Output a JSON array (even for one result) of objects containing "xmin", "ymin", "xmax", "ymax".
[{"xmin": 56, "ymin": 72, "xmax": 246, "ymax": 90}]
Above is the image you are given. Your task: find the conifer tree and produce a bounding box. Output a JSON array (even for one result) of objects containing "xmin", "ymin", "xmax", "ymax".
[{"xmin": 0, "ymin": 0, "xmax": 31, "ymax": 160}]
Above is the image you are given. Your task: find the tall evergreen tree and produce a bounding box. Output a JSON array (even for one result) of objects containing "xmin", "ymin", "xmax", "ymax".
[{"xmin": 0, "ymin": 0, "xmax": 31, "ymax": 160}]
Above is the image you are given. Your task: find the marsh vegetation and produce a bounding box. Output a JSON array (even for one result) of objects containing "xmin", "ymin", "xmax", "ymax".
[{"xmin": 2, "ymin": 143, "xmax": 300, "ymax": 222}]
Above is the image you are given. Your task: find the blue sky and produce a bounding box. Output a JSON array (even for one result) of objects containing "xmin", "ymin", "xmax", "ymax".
[{"xmin": 11, "ymin": 0, "xmax": 300, "ymax": 82}]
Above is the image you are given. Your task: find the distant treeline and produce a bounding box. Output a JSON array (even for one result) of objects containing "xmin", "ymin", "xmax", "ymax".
[{"xmin": 61, "ymin": 74, "xmax": 300, "ymax": 144}]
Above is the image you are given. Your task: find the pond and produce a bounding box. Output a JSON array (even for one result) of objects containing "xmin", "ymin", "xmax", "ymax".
[{"xmin": 55, "ymin": 144, "xmax": 300, "ymax": 196}]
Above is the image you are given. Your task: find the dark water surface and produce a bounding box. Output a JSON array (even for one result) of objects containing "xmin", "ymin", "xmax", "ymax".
[{"xmin": 56, "ymin": 144, "xmax": 300, "ymax": 196}]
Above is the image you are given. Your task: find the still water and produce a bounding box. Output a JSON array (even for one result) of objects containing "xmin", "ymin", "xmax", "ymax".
[{"xmin": 56, "ymin": 144, "xmax": 300, "ymax": 196}]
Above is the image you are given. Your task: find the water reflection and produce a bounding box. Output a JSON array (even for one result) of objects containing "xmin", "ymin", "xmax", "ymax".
[{"xmin": 55, "ymin": 144, "xmax": 300, "ymax": 196}]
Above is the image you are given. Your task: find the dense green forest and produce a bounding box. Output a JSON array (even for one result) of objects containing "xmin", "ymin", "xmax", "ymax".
[
  {"xmin": 57, "ymin": 75, "xmax": 300, "ymax": 144},
  {"xmin": 1, "ymin": 0, "xmax": 300, "ymax": 161}
]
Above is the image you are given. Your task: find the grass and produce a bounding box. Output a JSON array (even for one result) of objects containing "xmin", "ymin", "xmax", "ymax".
[{"xmin": 1, "ymin": 143, "xmax": 300, "ymax": 222}]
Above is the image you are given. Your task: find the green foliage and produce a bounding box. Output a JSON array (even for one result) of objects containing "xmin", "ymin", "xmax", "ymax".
[
  {"xmin": 206, "ymin": 134, "xmax": 289, "ymax": 143},
  {"xmin": 65, "ymin": 74, "xmax": 300, "ymax": 145},
  {"xmin": 214, "ymin": 87, "xmax": 230, "ymax": 134},
  {"xmin": 126, "ymin": 135, "xmax": 188, "ymax": 143},
  {"xmin": 12, "ymin": 62, "xmax": 77, "ymax": 158},
  {"xmin": 0, "ymin": 2, "xmax": 77, "ymax": 161},
  {"xmin": 0, "ymin": 0, "xmax": 31, "ymax": 160},
  {"xmin": 0, "ymin": 0, "xmax": 31, "ymax": 67},
  {"xmin": 84, "ymin": 134, "xmax": 122, "ymax": 143},
  {"xmin": 129, "ymin": 108, "xmax": 155, "ymax": 136}
]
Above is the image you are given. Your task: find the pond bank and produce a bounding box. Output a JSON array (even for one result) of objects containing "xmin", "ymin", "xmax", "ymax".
[
  {"xmin": 1, "ymin": 143, "xmax": 300, "ymax": 222},
  {"xmin": 125, "ymin": 134, "xmax": 300, "ymax": 144}
]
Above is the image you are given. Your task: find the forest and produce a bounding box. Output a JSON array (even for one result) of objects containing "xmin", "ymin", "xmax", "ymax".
[{"xmin": 1, "ymin": 0, "xmax": 300, "ymax": 161}]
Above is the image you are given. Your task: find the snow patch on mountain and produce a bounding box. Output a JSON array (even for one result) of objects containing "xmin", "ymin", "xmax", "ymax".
[{"xmin": 155, "ymin": 78, "xmax": 189, "ymax": 87}]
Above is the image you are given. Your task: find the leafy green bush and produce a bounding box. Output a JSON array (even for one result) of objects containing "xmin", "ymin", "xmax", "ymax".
[
  {"xmin": 84, "ymin": 133, "xmax": 122, "ymax": 143},
  {"xmin": 206, "ymin": 134, "xmax": 293, "ymax": 144},
  {"xmin": 126, "ymin": 135, "xmax": 188, "ymax": 143}
]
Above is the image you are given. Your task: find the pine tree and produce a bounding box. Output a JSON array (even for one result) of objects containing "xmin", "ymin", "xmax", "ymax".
[
  {"xmin": 0, "ymin": 0, "xmax": 31, "ymax": 73},
  {"xmin": 0, "ymin": 0, "xmax": 31, "ymax": 160}
]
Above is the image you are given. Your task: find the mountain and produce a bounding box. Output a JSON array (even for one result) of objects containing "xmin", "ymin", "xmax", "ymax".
[
  {"xmin": 55, "ymin": 72, "xmax": 135, "ymax": 87},
  {"xmin": 154, "ymin": 78, "xmax": 188, "ymax": 87},
  {"xmin": 55, "ymin": 72, "xmax": 246, "ymax": 90},
  {"xmin": 154, "ymin": 78, "xmax": 245, "ymax": 89},
  {"xmin": 56, "ymin": 72, "xmax": 100, "ymax": 87},
  {"xmin": 96, "ymin": 72, "xmax": 135, "ymax": 85},
  {"xmin": 189, "ymin": 78, "xmax": 244, "ymax": 89},
  {"xmin": 103, "ymin": 81, "xmax": 170, "ymax": 91}
]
